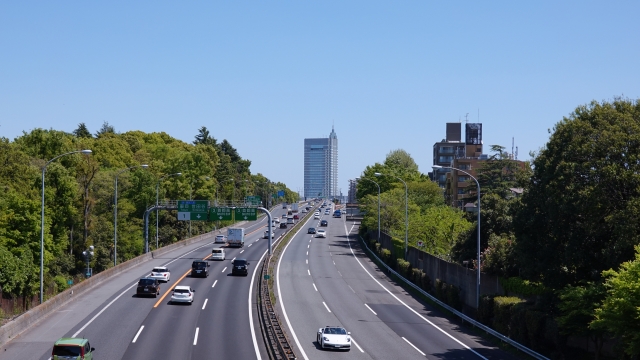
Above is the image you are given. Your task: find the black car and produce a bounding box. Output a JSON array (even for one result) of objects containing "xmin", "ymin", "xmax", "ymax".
[
  {"xmin": 191, "ymin": 260, "xmax": 210, "ymax": 277},
  {"xmin": 308, "ymin": 227, "xmax": 316, "ymax": 234},
  {"xmin": 320, "ymin": 220, "xmax": 328, "ymax": 227},
  {"xmin": 279, "ymin": 222, "xmax": 287, "ymax": 229},
  {"xmin": 232, "ymin": 259, "xmax": 250, "ymax": 276},
  {"xmin": 136, "ymin": 277, "xmax": 160, "ymax": 298}
]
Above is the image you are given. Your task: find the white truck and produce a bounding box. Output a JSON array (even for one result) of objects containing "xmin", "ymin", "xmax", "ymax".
[
  {"xmin": 291, "ymin": 203, "xmax": 299, "ymax": 213},
  {"xmin": 227, "ymin": 228, "xmax": 245, "ymax": 248}
]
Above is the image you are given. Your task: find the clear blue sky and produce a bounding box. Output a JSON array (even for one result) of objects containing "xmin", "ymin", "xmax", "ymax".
[{"xmin": 2, "ymin": 1, "xmax": 639, "ymax": 194}]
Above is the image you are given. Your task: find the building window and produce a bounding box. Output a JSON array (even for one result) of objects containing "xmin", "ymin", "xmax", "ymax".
[
  {"xmin": 458, "ymin": 176, "xmax": 469, "ymax": 182},
  {"xmin": 457, "ymin": 188, "xmax": 465, "ymax": 194},
  {"xmin": 439, "ymin": 146, "xmax": 454, "ymax": 154},
  {"xmin": 458, "ymin": 164, "xmax": 470, "ymax": 170},
  {"xmin": 438, "ymin": 156, "xmax": 453, "ymax": 163}
]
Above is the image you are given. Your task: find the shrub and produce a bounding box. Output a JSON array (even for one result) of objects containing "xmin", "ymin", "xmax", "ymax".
[
  {"xmin": 509, "ymin": 302, "xmax": 529, "ymax": 343},
  {"xmin": 54, "ymin": 275, "xmax": 69, "ymax": 293},
  {"xmin": 375, "ymin": 243, "xmax": 381, "ymax": 254},
  {"xmin": 499, "ymin": 277, "xmax": 546, "ymax": 297},
  {"xmin": 411, "ymin": 268, "xmax": 431, "ymax": 291},
  {"xmin": 381, "ymin": 248, "xmax": 391, "ymax": 263},
  {"xmin": 397, "ymin": 259, "xmax": 411, "ymax": 277},
  {"xmin": 492, "ymin": 296, "xmax": 525, "ymax": 335},
  {"xmin": 477, "ymin": 294, "xmax": 495, "ymax": 325},
  {"xmin": 434, "ymin": 279, "xmax": 462, "ymax": 310},
  {"xmin": 525, "ymin": 310, "xmax": 547, "ymax": 351}
]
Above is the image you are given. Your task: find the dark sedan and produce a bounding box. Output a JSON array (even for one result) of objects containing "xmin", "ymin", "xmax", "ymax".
[
  {"xmin": 136, "ymin": 278, "xmax": 160, "ymax": 298},
  {"xmin": 308, "ymin": 227, "xmax": 316, "ymax": 234},
  {"xmin": 280, "ymin": 222, "xmax": 288, "ymax": 229},
  {"xmin": 232, "ymin": 259, "xmax": 250, "ymax": 276},
  {"xmin": 320, "ymin": 220, "xmax": 328, "ymax": 227}
]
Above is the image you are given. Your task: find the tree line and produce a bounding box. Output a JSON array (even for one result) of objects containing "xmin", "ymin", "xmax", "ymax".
[
  {"xmin": 0, "ymin": 123, "xmax": 298, "ymax": 306},
  {"xmin": 357, "ymin": 98, "xmax": 640, "ymax": 357}
]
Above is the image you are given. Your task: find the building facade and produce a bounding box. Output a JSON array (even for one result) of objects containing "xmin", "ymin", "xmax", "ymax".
[{"xmin": 304, "ymin": 127, "xmax": 338, "ymax": 199}]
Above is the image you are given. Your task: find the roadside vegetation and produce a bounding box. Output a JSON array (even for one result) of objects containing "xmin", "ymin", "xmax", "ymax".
[
  {"xmin": 0, "ymin": 123, "xmax": 298, "ymax": 317},
  {"xmin": 357, "ymin": 98, "xmax": 640, "ymax": 358}
]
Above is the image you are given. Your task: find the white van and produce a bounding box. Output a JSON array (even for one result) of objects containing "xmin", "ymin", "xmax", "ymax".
[
  {"xmin": 211, "ymin": 248, "xmax": 225, "ymax": 261},
  {"xmin": 287, "ymin": 217, "xmax": 295, "ymax": 224}
]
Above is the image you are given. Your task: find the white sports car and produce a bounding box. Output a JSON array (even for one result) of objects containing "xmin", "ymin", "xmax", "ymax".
[{"xmin": 317, "ymin": 326, "xmax": 351, "ymax": 350}]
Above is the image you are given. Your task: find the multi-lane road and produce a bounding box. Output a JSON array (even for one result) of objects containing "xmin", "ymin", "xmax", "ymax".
[
  {"xmin": 1, "ymin": 202, "xmax": 522, "ymax": 360},
  {"xmin": 1, "ymin": 208, "xmax": 291, "ymax": 360},
  {"xmin": 277, "ymin": 203, "xmax": 519, "ymax": 359}
]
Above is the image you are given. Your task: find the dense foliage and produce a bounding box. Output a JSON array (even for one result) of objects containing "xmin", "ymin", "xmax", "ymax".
[{"xmin": 0, "ymin": 125, "xmax": 297, "ymax": 303}]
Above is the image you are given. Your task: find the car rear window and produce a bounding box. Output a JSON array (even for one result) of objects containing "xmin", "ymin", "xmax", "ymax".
[
  {"xmin": 52, "ymin": 345, "xmax": 82, "ymax": 356},
  {"xmin": 193, "ymin": 262, "xmax": 206, "ymax": 269},
  {"xmin": 152, "ymin": 268, "xmax": 166, "ymax": 273},
  {"xmin": 174, "ymin": 289, "xmax": 189, "ymax": 294},
  {"xmin": 212, "ymin": 249, "xmax": 222, "ymax": 254},
  {"xmin": 139, "ymin": 279, "xmax": 155, "ymax": 286},
  {"xmin": 234, "ymin": 260, "xmax": 246, "ymax": 265}
]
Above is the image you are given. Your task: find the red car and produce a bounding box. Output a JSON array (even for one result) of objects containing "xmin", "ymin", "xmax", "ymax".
[{"xmin": 293, "ymin": 214, "xmax": 299, "ymax": 219}]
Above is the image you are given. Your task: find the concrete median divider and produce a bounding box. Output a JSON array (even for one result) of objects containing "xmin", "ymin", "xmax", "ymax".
[{"xmin": 0, "ymin": 222, "xmax": 247, "ymax": 348}]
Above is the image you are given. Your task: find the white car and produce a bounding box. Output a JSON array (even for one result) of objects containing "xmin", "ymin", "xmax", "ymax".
[
  {"xmin": 170, "ymin": 285, "xmax": 195, "ymax": 305},
  {"xmin": 274, "ymin": 218, "xmax": 280, "ymax": 224},
  {"xmin": 211, "ymin": 248, "xmax": 225, "ymax": 261},
  {"xmin": 317, "ymin": 326, "xmax": 351, "ymax": 350},
  {"xmin": 264, "ymin": 230, "xmax": 275, "ymax": 239},
  {"xmin": 150, "ymin": 266, "xmax": 171, "ymax": 282},
  {"xmin": 316, "ymin": 229, "xmax": 326, "ymax": 238},
  {"xmin": 314, "ymin": 214, "xmax": 320, "ymax": 219},
  {"xmin": 215, "ymin": 234, "xmax": 227, "ymax": 243}
]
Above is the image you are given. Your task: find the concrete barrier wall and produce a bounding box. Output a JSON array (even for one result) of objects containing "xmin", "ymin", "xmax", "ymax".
[{"xmin": 0, "ymin": 222, "xmax": 248, "ymax": 348}]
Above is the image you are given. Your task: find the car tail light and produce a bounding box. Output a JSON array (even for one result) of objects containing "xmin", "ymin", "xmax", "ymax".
[{"xmin": 163, "ymin": 274, "xmax": 167, "ymax": 277}]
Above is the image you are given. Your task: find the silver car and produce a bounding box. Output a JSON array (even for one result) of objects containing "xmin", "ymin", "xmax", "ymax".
[
  {"xmin": 170, "ymin": 285, "xmax": 195, "ymax": 305},
  {"xmin": 317, "ymin": 326, "xmax": 351, "ymax": 350}
]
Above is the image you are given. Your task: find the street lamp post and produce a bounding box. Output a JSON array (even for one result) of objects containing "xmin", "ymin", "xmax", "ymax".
[
  {"xmin": 114, "ymin": 164, "xmax": 149, "ymax": 266},
  {"xmin": 40, "ymin": 149, "xmax": 92, "ymax": 304},
  {"xmin": 433, "ymin": 164, "xmax": 481, "ymax": 309},
  {"xmin": 156, "ymin": 172, "xmax": 182, "ymax": 250},
  {"xmin": 375, "ymin": 172, "xmax": 408, "ymax": 260},
  {"xmin": 357, "ymin": 177, "xmax": 380, "ymax": 241}
]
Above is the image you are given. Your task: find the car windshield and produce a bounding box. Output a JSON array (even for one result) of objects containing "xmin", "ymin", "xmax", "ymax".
[
  {"xmin": 52, "ymin": 345, "xmax": 82, "ymax": 356},
  {"xmin": 139, "ymin": 279, "xmax": 155, "ymax": 286},
  {"xmin": 327, "ymin": 327, "xmax": 347, "ymax": 335},
  {"xmin": 193, "ymin": 262, "xmax": 206, "ymax": 269},
  {"xmin": 152, "ymin": 268, "xmax": 166, "ymax": 273}
]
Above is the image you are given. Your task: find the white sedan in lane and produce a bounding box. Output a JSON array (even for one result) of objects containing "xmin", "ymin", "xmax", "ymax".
[
  {"xmin": 170, "ymin": 285, "xmax": 195, "ymax": 305},
  {"xmin": 149, "ymin": 266, "xmax": 171, "ymax": 282},
  {"xmin": 317, "ymin": 326, "xmax": 351, "ymax": 350},
  {"xmin": 316, "ymin": 229, "xmax": 326, "ymax": 238}
]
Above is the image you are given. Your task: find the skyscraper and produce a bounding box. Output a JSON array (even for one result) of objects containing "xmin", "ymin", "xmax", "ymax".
[{"xmin": 304, "ymin": 127, "xmax": 338, "ymax": 199}]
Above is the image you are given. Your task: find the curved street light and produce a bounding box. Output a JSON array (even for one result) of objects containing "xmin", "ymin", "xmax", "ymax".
[
  {"xmin": 375, "ymin": 172, "xmax": 408, "ymax": 260},
  {"xmin": 114, "ymin": 164, "xmax": 149, "ymax": 266},
  {"xmin": 433, "ymin": 164, "xmax": 481, "ymax": 309},
  {"xmin": 40, "ymin": 149, "xmax": 92, "ymax": 304},
  {"xmin": 156, "ymin": 172, "xmax": 182, "ymax": 250}
]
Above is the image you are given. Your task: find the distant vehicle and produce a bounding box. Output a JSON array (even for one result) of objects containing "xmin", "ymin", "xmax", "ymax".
[
  {"xmin": 282, "ymin": 213, "xmax": 288, "ymax": 219},
  {"xmin": 287, "ymin": 209, "xmax": 293, "ymax": 215},
  {"xmin": 170, "ymin": 285, "xmax": 195, "ymax": 305},
  {"xmin": 279, "ymin": 222, "xmax": 288, "ymax": 229},
  {"xmin": 149, "ymin": 266, "xmax": 171, "ymax": 282},
  {"xmin": 333, "ymin": 210, "xmax": 342, "ymax": 218},
  {"xmin": 215, "ymin": 234, "xmax": 227, "ymax": 244},
  {"xmin": 191, "ymin": 260, "xmax": 210, "ymax": 277},
  {"xmin": 227, "ymin": 228, "xmax": 245, "ymax": 248},
  {"xmin": 320, "ymin": 220, "xmax": 328, "ymax": 227},
  {"xmin": 301, "ymin": 208, "xmax": 307, "ymax": 213},
  {"xmin": 291, "ymin": 203, "xmax": 299, "ymax": 213},
  {"xmin": 264, "ymin": 230, "xmax": 274, "ymax": 239},
  {"xmin": 211, "ymin": 248, "xmax": 225, "ymax": 261},
  {"xmin": 308, "ymin": 227, "xmax": 316, "ymax": 234},
  {"xmin": 287, "ymin": 217, "xmax": 295, "ymax": 224},
  {"xmin": 232, "ymin": 258, "xmax": 250, "ymax": 276},
  {"xmin": 293, "ymin": 214, "xmax": 299, "ymax": 219},
  {"xmin": 136, "ymin": 278, "xmax": 160, "ymax": 298},
  {"xmin": 52, "ymin": 337, "xmax": 95, "ymax": 360},
  {"xmin": 314, "ymin": 214, "xmax": 320, "ymax": 219},
  {"xmin": 317, "ymin": 326, "xmax": 351, "ymax": 350},
  {"xmin": 274, "ymin": 218, "xmax": 280, "ymax": 223},
  {"xmin": 316, "ymin": 229, "xmax": 326, "ymax": 238},
  {"xmin": 282, "ymin": 203, "xmax": 288, "ymax": 209}
]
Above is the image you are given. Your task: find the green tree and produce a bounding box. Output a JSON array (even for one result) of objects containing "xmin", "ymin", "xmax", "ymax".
[
  {"xmin": 193, "ymin": 126, "xmax": 217, "ymax": 147},
  {"xmin": 557, "ymin": 282, "xmax": 606, "ymax": 358},
  {"xmin": 591, "ymin": 245, "xmax": 640, "ymax": 356},
  {"xmin": 95, "ymin": 121, "xmax": 115, "ymax": 137},
  {"xmin": 514, "ymin": 98, "xmax": 640, "ymax": 290},
  {"xmin": 72, "ymin": 123, "xmax": 92, "ymax": 138}
]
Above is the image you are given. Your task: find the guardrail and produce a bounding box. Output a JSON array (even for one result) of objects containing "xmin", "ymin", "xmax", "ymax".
[{"xmin": 358, "ymin": 235, "xmax": 549, "ymax": 360}]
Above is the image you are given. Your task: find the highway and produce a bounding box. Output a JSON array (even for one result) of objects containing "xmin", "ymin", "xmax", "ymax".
[
  {"xmin": 276, "ymin": 202, "xmax": 520, "ymax": 359},
  {"xmin": 0, "ymin": 207, "xmax": 290, "ymax": 360}
]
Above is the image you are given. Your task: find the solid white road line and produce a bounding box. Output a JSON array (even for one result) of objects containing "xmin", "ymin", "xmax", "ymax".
[
  {"xmin": 313, "ymin": 283, "xmax": 318, "ymax": 291},
  {"xmin": 193, "ymin": 327, "xmax": 199, "ymax": 345},
  {"xmin": 72, "ymin": 281, "xmax": 138, "ymax": 337},
  {"xmin": 212, "ymin": 279, "xmax": 218, "ymax": 288},
  {"xmin": 249, "ymin": 249, "xmax": 269, "ymax": 360},
  {"xmin": 202, "ymin": 299, "xmax": 208, "ymax": 310},
  {"xmin": 342, "ymin": 222, "xmax": 488, "ymax": 359},
  {"xmin": 365, "ymin": 303, "xmax": 377, "ymax": 315},
  {"xmin": 351, "ymin": 337, "xmax": 364, "ymax": 353},
  {"xmin": 132, "ymin": 326, "xmax": 144, "ymax": 343},
  {"xmin": 402, "ymin": 337, "xmax": 426, "ymax": 356},
  {"xmin": 322, "ymin": 301, "xmax": 332, "ymax": 312},
  {"xmin": 222, "ymin": 267, "xmax": 227, "ymax": 273}
]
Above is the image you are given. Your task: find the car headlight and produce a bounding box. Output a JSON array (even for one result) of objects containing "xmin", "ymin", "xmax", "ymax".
[
  {"xmin": 346, "ymin": 337, "xmax": 351, "ymax": 342},
  {"xmin": 323, "ymin": 337, "xmax": 329, "ymax": 342}
]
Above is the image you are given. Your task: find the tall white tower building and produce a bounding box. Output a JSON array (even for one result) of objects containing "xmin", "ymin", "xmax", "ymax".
[{"xmin": 304, "ymin": 126, "xmax": 338, "ymax": 199}]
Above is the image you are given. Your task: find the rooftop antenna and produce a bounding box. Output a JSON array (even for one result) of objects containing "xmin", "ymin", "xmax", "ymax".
[
  {"xmin": 512, "ymin": 137, "xmax": 514, "ymax": 159},
  {"xmin": 515, "ymin": 146, "xmax": 519, "ymax": 160},
  {"xmin": 465, "ymin": 113, "xmax": 469, "ymax": 123}
]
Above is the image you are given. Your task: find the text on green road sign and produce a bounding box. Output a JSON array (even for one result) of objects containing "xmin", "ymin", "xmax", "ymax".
[
  {"xmin": 177, "ymin": 200, "xmax": 209, "ymax": 213},
  {"xmin": 235, "ymin": 207, "xmax": 257, "ymax": 221},
  {"xmin": 209, "ymin": 207, "xmax": 233, "ymax": 221}
]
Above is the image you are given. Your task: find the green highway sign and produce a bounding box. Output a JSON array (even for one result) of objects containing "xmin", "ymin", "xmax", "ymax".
[
  {"xmin": 235, "ymin": 207, "xmax": 258, "ymax": 221},
  {"xmin": 209, "ymin": 207, "xmax": 233, "ymax": 221},
  {"xmin": 177, "ymin": 200, "xmax": 209, "ymax": 221},
  {"xmin": 245, "ymin": 195, "xmax": 261, "ymax": 205}
]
